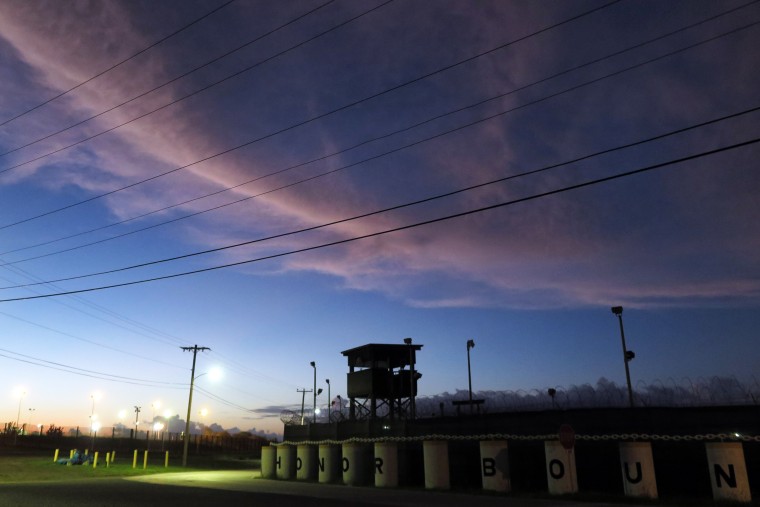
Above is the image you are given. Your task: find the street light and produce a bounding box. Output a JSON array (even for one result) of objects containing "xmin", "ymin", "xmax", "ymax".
[
  {"xmin": 325, "ymin": 379, "xmax": 331, "ymax": 423},
  {"xmin": 90, "ymin": 392, "xmax": 102, "ymax": 437},
  {"xmin": 13, "ymin": 387, "xmax": 26, "ymax": 432},
  {"xmin": 403, "ymin": 337, "xmax": 416, "ymax": 420},
  {"xmin": 611, "ymin": 306, "xmax": 635, "ymax": 408},
  {"xmin": 310, "ymin": 362, "xmax": 317, "ymax": 423},
  {"xmin": 466, "ymin": 339, "xmax": 475, "ymax": 415}
]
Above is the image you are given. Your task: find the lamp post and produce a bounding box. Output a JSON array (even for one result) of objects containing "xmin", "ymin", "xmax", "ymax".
[
  {"xmin": 89, "ymin": 392, "xmax": 101, "ymax": 437},
  {"xmin": 14, "ymin": 388, "xmax": 26, "ymax": 431},
  {"xmin": 310, "ymin": 361, "xmax": 317, "ymax": 423},
  {"xmin": 611, "ymin": 306, "xmax": 635, "ymax": 408},
  {"xmin": 325, "ymin": 379, "xmax": 331, "ymax": 423},
  {"xmin": 403, "ymin": 337, "xmax": 416, "ymax": 420},
  {"xmin": 466, "ymin": 339, "xmax": 475, "ymax": 415}
]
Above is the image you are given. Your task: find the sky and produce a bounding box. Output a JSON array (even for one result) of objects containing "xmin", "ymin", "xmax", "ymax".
[{"xmin": 0, "ymin": 0, "xmax": 758, "ymax": 436}]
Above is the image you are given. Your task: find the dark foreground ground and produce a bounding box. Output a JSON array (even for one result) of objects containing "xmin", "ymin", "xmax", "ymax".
[{"xmin": 0, "ymin": 470, "xmax": 650, "ymax": 507}]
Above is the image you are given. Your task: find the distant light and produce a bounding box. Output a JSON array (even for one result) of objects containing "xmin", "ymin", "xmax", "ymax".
[
  {"xmin": 314, "ymin": 408, "xmax": 321, "ymax": 415},
  {"xmin": 118, "ymin": 409, "xmax": 127, "ymax": 419},
  {"xmin": 153, "ymin": 422, "xmax": 164, "ymax": 431},
  {"xmin": 208, "ymin": 367, "xmax": 222, "ymax": 382},
  {"xmin": 200, "ymin": 408, "xmax": 208, "ymax": 417},
  {"xmin": 92, "ymin": 421, "xmax": 101, "ymax": 432},
  {"xmin": 735, "ymin": 432, "xmax": 742, "ymax": 438},
  {"xmin": 163, "ymin": 409, "xmax": 172, "ymax": 419}
]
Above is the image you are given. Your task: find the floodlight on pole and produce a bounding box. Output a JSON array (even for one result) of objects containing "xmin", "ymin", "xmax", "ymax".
[
  {"xmin": 611, "ymin": 306, "xmax": 635, "ymax": 408},
  {"xmin": 310, "ymin": 361, "xmax": 317, "ymax": 423},
  {"xmin": 325, "ymin": 379, "xmax": 331, "ymax": 423},
  {"xmin": 466, "ymin": 339, "xmax": 475, "ymax": 415},
  {"xmin": 14, "ymin": 387, "xmax": 26, "ymax": 431},
  {"xmin": 403, "ymin": 337, "xmax": 416, "ymax": 420}
]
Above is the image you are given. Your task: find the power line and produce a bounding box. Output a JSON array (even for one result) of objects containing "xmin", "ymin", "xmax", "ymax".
[
  {"xmin": 3, "ymin": 1, "xmax": 755, "ymax": 259},
  {"xmin": 0, "ymin": 0, "xmax": 393, "ymax": 179},
  {"xmin": 0, "ymin": 0, "xmax": 732, "ymax": 260},
  {"xmin": 0, "ymin": 260, "xmax": 186, "ymax": 347},
  {"xmin": 0, "ymin": 346, "xmax": 187, "ymax": 387},
  {"xmin": 0, "ymin": 0, "xmax": 336, "ymax": 158},
  {"xmin": 2, "ymin": 94, "xmax": 757, "ymax": 280},
  {"xmin": 0, "ymin": 309, "xmax": 183, "ymax": 369},
  {"xmin": 0, "ymin": 135, "xmax": 756, "ymax": 303},
  {"xmin": 0, "ymin": 0, "xmax": 620, "ymax": 230},
  {"xmin": 0, "ymin": 8, "xmax": 760, "ymax": 266},
  {"xmin": 0, "ymin": 0, "xmax": 237, "ymax": 127}
]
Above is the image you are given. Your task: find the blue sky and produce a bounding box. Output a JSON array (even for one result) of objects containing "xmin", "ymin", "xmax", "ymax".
[{"xmin": 0, "ymin": 0, "xmax": 758, "ymax": 435}]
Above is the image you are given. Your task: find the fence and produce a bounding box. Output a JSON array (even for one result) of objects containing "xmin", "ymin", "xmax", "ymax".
[{"xmin": 1, "ymin": 426, "xmax": 267, "ymax": 456}]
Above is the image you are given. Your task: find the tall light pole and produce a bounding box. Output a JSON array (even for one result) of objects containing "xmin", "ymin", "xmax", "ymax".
[
  {"xmin": 14, "ymin": 388, "xmax": 26, "ymax": 431},
  {"xmin": 310, "ymin": 361, "xmax": 317, "ymax": 423},
  {"xmin": 182, "ymin": 345, "xmax": 210, "ymax": 467},
  {"xmin": 325, "ymin": 379, "xmax": 331, "ymax": 423},
  {"xmin": 89, "ymin": 392, "xmax": 101, "ymax": 437},
  {"xmin": 611, "ymin": 306, "xmax": 635, "ymax": 408},
  {"xmin": 466, "ymin": 339, "xmax": 475, "ymax": 415},
  {"xmin": 404, "ymin": 337, "xmax": 416, "ymax": 420}
]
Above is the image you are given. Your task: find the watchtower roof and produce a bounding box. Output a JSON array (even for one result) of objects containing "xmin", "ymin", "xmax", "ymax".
[{"xmin": 341, "ymin": 343, "xmax": 423, "ymax": 369}]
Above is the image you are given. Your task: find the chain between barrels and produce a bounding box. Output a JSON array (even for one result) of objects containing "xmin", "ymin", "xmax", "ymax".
[{"xmin": 274, "ymin": 432, "xmax": 760, "ymax": 446}]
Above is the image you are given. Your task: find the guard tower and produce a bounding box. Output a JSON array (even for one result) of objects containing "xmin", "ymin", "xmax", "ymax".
[{"xmin": 341, "ymin": 341, "xmax": 423, "ymax": 421}]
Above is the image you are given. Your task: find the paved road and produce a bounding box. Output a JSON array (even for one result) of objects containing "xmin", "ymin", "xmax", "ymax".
[{"xmin": 0, "ymin": 470, "xmax": 652, "ymax": 507}]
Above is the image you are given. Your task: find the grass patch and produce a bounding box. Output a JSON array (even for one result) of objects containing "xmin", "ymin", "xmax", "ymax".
[{"xmin": 0, "ymin": 448, "xmax": 260, "ymax": 483}]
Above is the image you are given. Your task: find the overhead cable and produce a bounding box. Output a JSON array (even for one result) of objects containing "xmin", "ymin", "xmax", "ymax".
[
  {"xmin": 0, "ymin": 0, "xmax": 237, "ymax": 127},
  {"xmin": 0, "ymin": 135, "xmax": 756, "ymax": 302},
  {"xmin": 0, "ymin": 0, "xmax": 621, "ymax": 228},
  {"xmin": 3, "ymin": 1, "xmax": 757, "ymax": 257}
]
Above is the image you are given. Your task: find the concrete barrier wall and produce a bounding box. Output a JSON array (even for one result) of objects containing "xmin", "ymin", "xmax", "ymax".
[
  {"xmin": 318, "ymin": 444, "xmax": 340, "ymax": 484},
  {"xmin": 275, "ymin": 444, "xmax": 296, "ymax": 480},
  {"xmin": 296, "ymin": 444, "xmax": 317, "ymax": 480},
  {"xmin": 374, "ymin": 441, "xmax": 398, "ymax": 488},
  {"xmin": 267, "ymin": 438, "xmax": 753, "ymax": 503},
  {"xmin": 619, "ymin": 442, "xmax": 657, "ymax": 499},
  {"xmin": 480, "ymin": 440, "xmax": 510, "ymax": 492},
  {"xmin": 342, "ymin": 442, "xmax": 372, "ymax": 486},
  {"xmin": 261, "ymin": 445, "xmax": 276, "ymax": 479},
  {"xmin": 423, "ymin": 440, "xmax": 450, "ymax": 490}
]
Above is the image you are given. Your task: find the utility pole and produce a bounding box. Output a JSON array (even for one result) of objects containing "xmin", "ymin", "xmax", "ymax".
[
  {"xmin": 182, "ymin": 345, "xmax": 210, "ymax": 467},
  {"xmin": 297, "ymin": 388, "xmax": 313, "ymax": 425}
]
